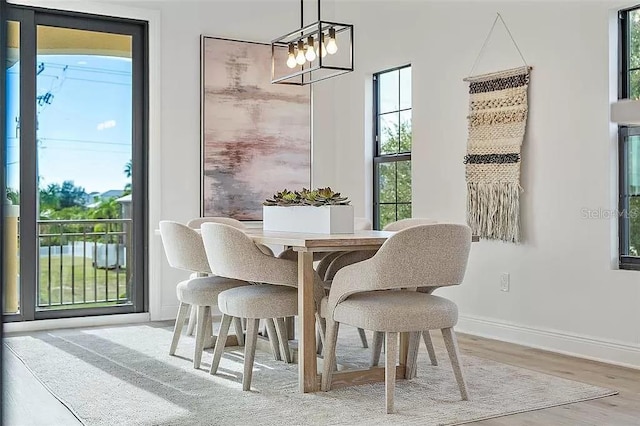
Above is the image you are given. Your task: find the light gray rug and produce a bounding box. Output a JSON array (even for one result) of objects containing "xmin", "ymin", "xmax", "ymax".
[{"xmin": 4, "ymin": 323, "xmax": 616, "ymax": 426}]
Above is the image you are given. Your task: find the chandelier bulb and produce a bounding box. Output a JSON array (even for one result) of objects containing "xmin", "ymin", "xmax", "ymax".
[
  {"xmin": 318, "ymin": 33, "xmax": 328, "ymax": 58},
  {"xmin": 295, "ymin": 40, "xmax": 306, "ymax": 65},
  {"xmin": 286, "ymin": 43, "xmax": 297, "ymax": 68},
  {"xmin": 305, "ymin": 36, "xmax": 317, "ymax": 62},
  {"xmin": 326, "ymin": 27, "xmax": 338, "ymax": 55}
]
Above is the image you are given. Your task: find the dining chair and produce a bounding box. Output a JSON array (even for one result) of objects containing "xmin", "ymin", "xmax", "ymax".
[
  {"xmin": 201, "ymin": 222, "xmax": 326, "ymax": 391},
  {"xmin": 159, "ymin": 220, "xmax": 247, "ymax": 369},
  {"xmin": 320, "ymin": 224, "xmax": 471, "ymax": 414},
  {"xmin": 314, "ymin": 216, "xmax": 373, "ymax": 351},
  {"xmin": 371, "ymin": 218, "xmax": 439, "ymax": 368},
  {"xmin": 187, "ymin": 216, "xmax": 274, "ymax": 255},
  {"xmin": 319, "ymin": 218, "xmax": 439, "ymax": 359},
  {"xmin": 188, "ymin": 217, "xmax": 285, "ymax": 359}
]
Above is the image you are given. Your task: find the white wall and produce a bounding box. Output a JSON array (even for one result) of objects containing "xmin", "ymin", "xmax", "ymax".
[
  {"xmin": 323, "ymin": 0, "xmax": 640, "ymax": 367},
  {"xmin": 11, "ymin": 0, "xmax": 338, "ymax": 321},
  {"xmin": 119, "ymin": 0, "xmax": 339, "ymax": 319}
]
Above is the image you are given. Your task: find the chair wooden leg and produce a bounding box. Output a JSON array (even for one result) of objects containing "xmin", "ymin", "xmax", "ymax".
[
  {"xmin": 371, "ymin": 331, "xmax": 384, "ymax": 367},
  {"xmin": 357, "ymin": 328, "xmax": 369, "ymax": 348},
  {"xmin": 186, "ymin": 306, "xmax": 197, "ymax": 336},
  {"xmin": 405, "ymin": 331, "xmax": 421, "ymax": 379},
  {"xmin": 321, "ymin": 319, "xmax": 340, "ymax": 391},
  {"xmin": 274, "ymin": 317, "xmax": 292, "ymax": 363},
  {"xmin": 385, "ymin": 332, "xmax": 398, "ymax": 414},
  {"xmin": 316, "ymin": 329, "xmax": 323, "ymax": 355},
  {"xmin": 203, "ymin": 309, "xmax": 214, "ymax": 348},
  {"xmin": 233, "ymin": 317, "xmax": 245, "ymax": 346},
  {"xmin": 194, "ymin": 306, "xmax": 210, "ymax": 369},
  {"xmin": 316, "ymin": 314, "xmax": 326, "ymax": 355},
  {"xmin": 265, "ymin": 318, "xmax": 282, "ymax": 361},
  {"xmin": 243, "ymin": 319, "xmax": 260, "ymax": 391},
  {"xmin": 210, "ymin": 314, "xmax": 233, "ymax": 375},
  {"xmin": 169, "ymin": 302, "xmax": 190, "ymax": 356},
  {"xmin": 442, "ymin": 327, "xmax": 469, "ymax": 401},
  {"xmin": 423, "ymin": 330, "xmax": 438, "ymax": 366}
]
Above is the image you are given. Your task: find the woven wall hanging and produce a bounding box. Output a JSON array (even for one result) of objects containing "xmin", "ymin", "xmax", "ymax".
[{"xmin": 464, "ymin": 13, "xmax": 532, "ymax": 243}]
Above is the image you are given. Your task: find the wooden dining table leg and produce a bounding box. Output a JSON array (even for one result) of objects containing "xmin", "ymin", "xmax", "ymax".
[{"xmin": 298, "ymin": 250, "xmax": 318, "ymax": 393}]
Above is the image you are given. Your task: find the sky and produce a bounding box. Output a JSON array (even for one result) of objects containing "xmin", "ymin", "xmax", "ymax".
[{"xmin": 6, "ymin": 54, "xmax": 132, "ymax": 195}]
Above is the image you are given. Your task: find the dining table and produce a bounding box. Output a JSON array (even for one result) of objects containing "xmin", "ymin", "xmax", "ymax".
[{"xmin": 244, "ymin": 229, "xmax": 479, "ymax": 393}]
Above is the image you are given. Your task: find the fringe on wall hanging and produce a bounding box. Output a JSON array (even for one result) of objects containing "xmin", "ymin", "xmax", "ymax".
[{"xmin": 463, "ymin": 13, "xmax": 532, "ymax": 243}]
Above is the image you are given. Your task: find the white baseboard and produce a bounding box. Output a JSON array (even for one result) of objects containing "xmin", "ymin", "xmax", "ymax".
[
  {"xmin": 158, "ymin": 305, "xmax": 223, "ymax": 322},
  {"xmin": 3, "ymin": 313, "xmax": 150, "ymax": 334},
  {"xmin": 457, "ymin": 314, "xmax": 640, "ymax": 370},
  {"xmin": 158, "ymin": 305, "xmax": 179, "ymax": 321}
]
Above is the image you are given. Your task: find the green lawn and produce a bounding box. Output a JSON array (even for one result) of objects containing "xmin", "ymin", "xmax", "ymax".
[{"xmin": 38, "ymin": 255, "xmax": 130, "ymax": 309}]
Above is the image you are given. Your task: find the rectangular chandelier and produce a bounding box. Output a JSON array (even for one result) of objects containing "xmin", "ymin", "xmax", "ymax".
[{"xmin": 271, "ymin": 2, "xmax": 353, "ymax": 85}]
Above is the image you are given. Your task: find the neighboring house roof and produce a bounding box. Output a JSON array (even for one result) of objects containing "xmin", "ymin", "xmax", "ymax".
[
  {"xmin": 86, "ymin": 189, "xmax": 126, "ymax": 208},
  {"xmin": 100, "ymin": 189, "xmax": 125, "ymax": 199},
  {"xmin": 116, "ymin": 194, "xmax": 131, "ymax": 203}
]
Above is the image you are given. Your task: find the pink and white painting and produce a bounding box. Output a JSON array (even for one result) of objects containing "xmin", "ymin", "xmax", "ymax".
[{"xmin": 201, "ymin": 37, "xmax": 311, "ymax": 220}]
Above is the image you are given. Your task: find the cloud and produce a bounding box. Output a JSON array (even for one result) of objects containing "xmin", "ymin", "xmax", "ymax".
[{"xmin": 97, "ymin": 120, "xmax": 116, "ymax": 131}]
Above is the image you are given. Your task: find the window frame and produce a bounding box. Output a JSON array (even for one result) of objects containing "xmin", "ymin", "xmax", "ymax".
[
  {"xmin": 2, "ymin": 4, "xmax": 150, "ymax": 321},
  {"xmin": 372, "ymin": 64, "xmax": 412, "ymax": 230},
  {"xmin": 618, "ymin": 6, "xmax": 640, "ymax": 271}
]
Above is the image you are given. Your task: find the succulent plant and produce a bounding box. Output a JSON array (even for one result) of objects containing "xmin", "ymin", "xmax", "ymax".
[{"xmin": 263, "ymin": 187, "xmax": 350, "ymax": 206}]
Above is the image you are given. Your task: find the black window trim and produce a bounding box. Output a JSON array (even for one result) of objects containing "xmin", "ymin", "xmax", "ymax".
[
  {"xmin": 2, "ymin": 4, "xmax": 150, "ymax": 321},
  {"xmin": 373, "ymin": 64, "xmax": 411, "ymax": 230},
  {"xmin": 618, "ymin": 5, "xmax": 640, "ymax": 271}
]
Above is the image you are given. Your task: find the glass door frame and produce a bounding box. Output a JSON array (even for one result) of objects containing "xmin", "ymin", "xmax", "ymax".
[{"xmin": 3, "ymin": 5, "xmax": 148, "ymax": 321}]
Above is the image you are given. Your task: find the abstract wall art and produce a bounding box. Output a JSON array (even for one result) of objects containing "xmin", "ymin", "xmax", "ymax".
[{"xmin": 200, "ymin": 36, "xmax": 311, "ymax": 220}]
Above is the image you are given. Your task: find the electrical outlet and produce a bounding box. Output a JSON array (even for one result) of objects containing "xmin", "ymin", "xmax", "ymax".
[{"xmin": 500, "ymin": 273, "xmax": 510, "ymax": 292}]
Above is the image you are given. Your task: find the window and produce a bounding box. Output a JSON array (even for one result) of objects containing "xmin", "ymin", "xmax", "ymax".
[
  {"xmin": 619, "ymin": 6, "xmax": 640, "ymax": 270},
  {"xmin": 2, "ymin": 6, "xmax": 148, "ymax": 320},
  {"xmin": 373, "ymin": 65, "xmax": 411, "ymax": 230}
]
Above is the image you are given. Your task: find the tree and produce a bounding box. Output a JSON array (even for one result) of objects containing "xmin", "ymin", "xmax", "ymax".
[
  {"xmin": 124, "ymin": 159, "xmax": 132, "ymax": 178},
  {"xmin": 378, "ymin": 120, "xmax": 412, "ymax": 229},
  {"xmin": 38, "ymin": 181, "xmax": 87, "ymax": 220},
  {"xmin": 123, "ymin": 159, "xmax": 132, "ymax": 194},
  {"xmin": 5, "ymin": 187, "xmax": 19, "ymax": 205},
  {"xmin": 39, "ymin": 183, "xmax": 61, "ymax": 212},
  {"xmin": 58, "ymin": 180, "xmax": 87, "ymax": 208}
]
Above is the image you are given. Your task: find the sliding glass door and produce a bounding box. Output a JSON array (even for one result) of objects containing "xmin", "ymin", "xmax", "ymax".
[{"xmin": 3, "ymin": 5, "xmax": 147, "ymax": 321}]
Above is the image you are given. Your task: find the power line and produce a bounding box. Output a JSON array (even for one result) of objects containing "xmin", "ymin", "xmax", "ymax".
[
  {"xmin": 43, "ymin": 62, "xmax": 131, "ymax": 76},
  {"xmin": 40, "ymin": 137, "xmax": 131, "ymax": 147},
  {"xmin": 40, "ymin": 146, "xmax": 130, "ymax": 154}
]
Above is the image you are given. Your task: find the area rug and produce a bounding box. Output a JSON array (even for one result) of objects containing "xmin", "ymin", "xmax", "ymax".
[
  {"xmin": 464, "ymin": 65, "xmax": 531, "ymax": 243},
  {"xmin": 5, "ymin": 324, "xmax": 615, "ymax": 426}
]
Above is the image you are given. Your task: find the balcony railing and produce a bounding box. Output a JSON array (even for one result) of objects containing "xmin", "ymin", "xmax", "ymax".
[{"xmin": 38, "ymin": 219, "xmax": 132, "ymax": 309}]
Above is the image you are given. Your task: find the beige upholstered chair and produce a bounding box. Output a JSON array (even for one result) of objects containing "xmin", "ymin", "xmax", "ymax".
[
  {"xmin": 202, "ymin": 222, "xmax": 325, "ymax": 391},
  {"xmin": 188, "ymin": 216, "xmax": 274, "ymax": 257},
  {"xmin": 371, "ymin": 218, "xmax": 439, "ymax": 367},
  {"xmin": 159, "ymin": 221, "xmax": 247, "ymax": 369},
  {"xmin": 321, "ymin": 224, "xmax": 471, "ymax": 414},
  {"xmin": 185, "ymin": 217, "xmax": 282, "ymax": 356},
  {"xmin": 321, "ymin": 218, "xmax": 438, "ymax": 367},
  {"xmin": 313, "ymin": 216, "xmax": 373, "ymax": 350},
  {"xmin": 187, "ymin": 216, "xmax": 246, "ymax": 230},
  {"xmin": 320, "ymin": 218, "xmax": 439, "ymax": 357},
  {"xmin": 382, "ymin": 217, "xmax": 437, "ymax": 231}
]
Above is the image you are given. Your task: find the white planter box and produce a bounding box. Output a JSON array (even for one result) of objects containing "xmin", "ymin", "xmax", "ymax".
[{"xmin": 263, "ymin": 205, "xmax": 354, "ymax": 234}]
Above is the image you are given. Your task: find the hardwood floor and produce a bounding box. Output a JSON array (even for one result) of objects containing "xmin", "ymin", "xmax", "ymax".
[
  {"xmin": 3, "ymin": 347, "xmax": 82, "ymax": 426},
  {"xmin": 449, "ymin": 333, "xmax": 640, "ymax": 425},
  {"xmin": 3, "ymin": 327, "xmax": 639, "ymax": 425}
]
